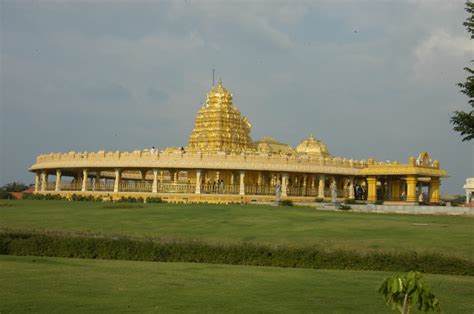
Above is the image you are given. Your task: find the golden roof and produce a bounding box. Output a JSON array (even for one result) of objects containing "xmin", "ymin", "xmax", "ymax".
[
  {"xmin": 295, "ymin": 134, "xmax": 330, "ymax": 157},
  {"xmin": 187, "ymin": 80, "xmax": 253, "ymax": 154},
  {"xmin": 254, "ymin": 136, "xmax": 295, "ymax": 155}
]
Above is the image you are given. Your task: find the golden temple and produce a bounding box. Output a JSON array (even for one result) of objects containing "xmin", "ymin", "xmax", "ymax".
[{"xmin": 30, "ymin": 80, "xmax": 447, "ymax": 204}]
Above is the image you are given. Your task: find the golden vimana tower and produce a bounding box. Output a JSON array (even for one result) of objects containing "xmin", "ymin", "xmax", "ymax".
[{"xmin": 187, "ymin": 79, "xmax": 253, "ymax": 153}]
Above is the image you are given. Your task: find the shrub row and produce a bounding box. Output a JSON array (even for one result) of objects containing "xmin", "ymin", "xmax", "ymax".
[
  {"xmin": 0, "ymin": 231, "xmax": 472, "ymax": 276},
  {"xmin": 22, "ymin": 193, "xmax": 163, "ymax": 203}
]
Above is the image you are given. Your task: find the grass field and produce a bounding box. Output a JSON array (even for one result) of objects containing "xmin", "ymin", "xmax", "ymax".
[
  {"xmin": 1, "ymin": 255, "xmax": 473, "ymax": 313},
  {"xmin": 0, "ymin": 200, "xmax": 472, "ymax": 259}
]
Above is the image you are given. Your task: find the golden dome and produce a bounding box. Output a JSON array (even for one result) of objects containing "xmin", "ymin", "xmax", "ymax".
[
  {"xmin": 187, "ymin": 80, "xmax": 253, "ymax": 154},
  {"xmin": 295, "ymin": 134, "xmax": 330, "ymax": 156}
]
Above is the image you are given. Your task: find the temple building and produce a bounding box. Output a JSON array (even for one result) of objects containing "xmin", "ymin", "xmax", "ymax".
[{"xmin": 30, "ymin": 80, "xmax": 447, "ymax": 204}]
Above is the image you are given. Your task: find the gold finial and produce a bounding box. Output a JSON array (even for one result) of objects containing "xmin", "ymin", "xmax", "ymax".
[
  {"xmin": 309, "ymin": 133, "xmax": 314, "ymax": 140},
  {"xmin": 218, "ymin": 78, "xmax": 222, "ymax": 87}
]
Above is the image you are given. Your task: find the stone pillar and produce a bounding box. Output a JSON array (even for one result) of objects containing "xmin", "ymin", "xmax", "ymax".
[
  {"xmin": 173, "ymin": 171, "xmax": 178, "ymax": 184},
  {"xmin": 95, "ymin": 171, "xmax": 101, "ymax": 191},
  {"xmin": 81, "ymin": 169, "xmax": 88, "ymax": 192},
  {"xmin": 429, "ymin": 177, "xmax": 440, "ymax": 204},
  {"xmin": 318, "ymin": 175, "xmax": 325, "ymax": 198},
  {"xmin": 348, "ymin": 177, "xmax": 355, "ymax": 199},
  {"xmin": 239, "ymin": 171, "xmax": 246, "ymax": 195},
  {"xmin": 230, "ymin": 172, "xmax": 235, "ymax": 185},
  {"xmin": 406, "ymin": 175, "xmax": 417, "ymax": 203},
  {"xmin": 367, "ymin": 176, "xmax": 377, "ymax": 202},
  {"xmin": 35, "ymin": 172, "xmax": 40, "ymax": 192},
  {"xmin": 391, "ymin": 180, "xmax": 401, "ymax": 201},
  {"xmin": 140, "ymin": 170, "xmax": 147, "ymax": 181},
  {"xmin": 257, "ymin": 172, "xmax": 262, "ymax": 186},
  {"xmin": 195, "ymin": 170, "xmax": 202, "ymax": 194},
  {"xmin": 40, "ymin": 171, "xmax": 47, "ymax": 192},
  {"xmin": 114, "ymin": 169, "xmax": 121, "ymax": 193},
  {"xmin": 417, "ymin": 182, "xmax": 424, "ymax": 202},
  {"xmin": 302, "ymin": 175, "xmax": 307, "ymax": 196},
  {"xmin": 282, "ymin": 173, "xmax": 288, "ymax": 197},
  {"xmin": 152, "ymin": 169, "xmax": 158, "ymax": 193},
  {"xmin": 55, "ymin": 169, "xmax": 62, "ymax": 192}
]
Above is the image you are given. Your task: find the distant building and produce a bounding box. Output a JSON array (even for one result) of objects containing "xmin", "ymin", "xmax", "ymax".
[{"xmin": 30, "ymin": 80, "xmax": 447, "ymax": 204}]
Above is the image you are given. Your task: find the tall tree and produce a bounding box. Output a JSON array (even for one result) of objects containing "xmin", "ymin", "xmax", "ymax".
[{"xmin": 451, "ymin": 1, "xmax": 474, "ymax": 142}]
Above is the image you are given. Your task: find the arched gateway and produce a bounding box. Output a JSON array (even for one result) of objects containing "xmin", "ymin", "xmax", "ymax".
[{"xmin": 30, "ymin": 80, "xmax": 447, "ymax": 204}]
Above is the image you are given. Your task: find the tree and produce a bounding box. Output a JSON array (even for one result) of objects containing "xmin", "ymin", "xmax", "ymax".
[
  {"xmin": 451, "ymin": 1, "xmax": 474, "ymax": 141},
  {"xmin": 379, "ymin": 271, "xmax": 440, "ymax": 314}
]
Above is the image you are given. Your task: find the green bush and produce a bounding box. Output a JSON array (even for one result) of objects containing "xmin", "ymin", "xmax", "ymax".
[
  {"xmin": 0, "ymin": 231, "xmax": 471, "ymax": 276},
  {"xmin": 339, "ymin": 205, "xmax": 351, "ymax": 210},
  {"xmin": 280, "ymin": 199, "xmax": 293, "ymax": 206},
  {"xmin": 146, "ymin": 197, "xmax": 163, "ymax": 203},
  {"xmin": 314, "ymin": 197, "xmax": 324, "ymax": 203},
  {"xmin": 22, "ymin": 193, "xmax": 45, "ymax": 200},
  {"xmin": 375, "ymin": 200, "xmax": 384, "ymax": 205},
  {"xmin": 0, "ymin": 189, "xmax": 14, "ymax": 199},
  {"xmin": 344, "ymin": 198, "xmax": 357, "ymax": 204},
  {"xmin": 1, "ymin": 182, "xmax": 28, "ymax": 192},
  {"xmin": 69, "ymin": 194, "xmax": 101, "ymax": 202},
  {"xmin": 117, "ymin": 196, "xmax": 145, "ymax": 203}
]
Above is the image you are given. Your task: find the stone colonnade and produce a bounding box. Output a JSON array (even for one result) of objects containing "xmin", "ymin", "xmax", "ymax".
[
  {"xmin": 33, "ymin": 168, "xmax": 441, "ymax": 203},
  {"xmin": 365, "ymin": 175, "xmax": 440, "ymax": 203},
  {"xmin": 34, "ymin": 168, "xmax": 359, "ymax": 199}
]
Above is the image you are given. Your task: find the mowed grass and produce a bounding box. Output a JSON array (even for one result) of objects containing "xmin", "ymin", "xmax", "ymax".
[
  {"xmin": 1, "ymin": 255, "xmax": 473, "ymax": 313},
  {"xmin": 0, "ymin": 200, "xmax": 473, "ymax": 259}
]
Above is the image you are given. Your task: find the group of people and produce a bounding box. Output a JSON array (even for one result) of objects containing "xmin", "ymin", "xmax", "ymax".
[
  {"xmin": 202, "ymin": 180, "xmax": 226, "ymax": 194},
  {"xmin": 355, "ymin": 185, "xmax": 367, "ymax": 200},
  {"xmin": 149, "ymin": 146, "xmax": 186, "ymax": 154}
]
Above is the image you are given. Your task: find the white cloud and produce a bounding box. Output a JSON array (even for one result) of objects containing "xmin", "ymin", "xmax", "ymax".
[{"xmin": 413, "ymin": 30, "xmax": 472, "ymax": 83}]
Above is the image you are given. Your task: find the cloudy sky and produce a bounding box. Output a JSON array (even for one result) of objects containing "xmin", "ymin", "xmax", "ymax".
[{"xmin": 1, "ymin": 0, "xmax": 473, "ymax": 194}]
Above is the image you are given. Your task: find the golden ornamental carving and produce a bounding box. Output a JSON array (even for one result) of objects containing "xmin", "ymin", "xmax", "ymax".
[{"xmin": 187, "ymin": 80, "xmax": 253, "ymax": 154}]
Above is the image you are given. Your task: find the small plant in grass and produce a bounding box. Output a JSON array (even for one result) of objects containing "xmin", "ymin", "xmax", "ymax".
[
  {"xmin": 379, "ymin": 271, "xmax": 440, "ymax": 314},
  {"xmin": 339, "ymin": 205, "xmax": 351, "ymax": 210}
]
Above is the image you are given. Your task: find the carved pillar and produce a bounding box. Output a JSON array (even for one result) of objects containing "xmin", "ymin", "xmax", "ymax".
[
  {"xmin": 35, "ymin": 172, "xmax": 40, "ymax": 192},
  {"xmin": 302, "ymin": 175, "xmax": 307, "ymax": 196},
  {"xmin": 55, "ymin": 169, "xmax": 62, "ymax": 192},
  {"xmin": 391, "ymin": 179, "xmax": 401, "ymax": 201},
  {"xmin": 230, "ymin": 172, "xmax": 235, "ymax": 186},
  {"xmin": 173, "ymin": 171, "xmax": 178, "ymax": 184},
  {"xmin": 406, "ymin": 175, "xmax": 417, "ymax": 203},
  {"xmin": 348, "ymin": 177, "xmax": 355, "ymax": 199},
  {"xmin": 318, "ymin": 175, "xmax": 325, "ymax": 198},
  {"xmin": 282, "ymin": 173, "xmax": 288, "ymax": 197},
  {"xmin": 152, "ymin": 169, "xmax": 158, "ymax": 193},
  {"xmin": 429, "ymin": 177, "xmax": 440, "ymax": 204},
  {"xmin": 417, "ymin": 182, "xmax": 424, "ymax": 202},
  {"xmin": 367, "ymin": 176, "xmax": 377, "ymax": 202},
  {"xmin": 40, "ymin": 171, "xmax": 47, "ymax": 192},
  {"xmin": 95, "ymin": 171, "xmax": 101, "ymax": 191},
  {"xmin": 195, "ymin": 170, "xmax": 202, "ymax": 194},
  {"xmin": 114, "ymin": 169, "xmax": 121, "ymax": 193},
  {"xmin": 239, "ymin": 171, "xmax": 245, "ymax": 195},
  {"xmin": 140, "ymin": 170, "xmax": 147, "ymax": 181},
  {"xmin": 81, "ymin": 169, "xmax": 88, "ymax": 192}
]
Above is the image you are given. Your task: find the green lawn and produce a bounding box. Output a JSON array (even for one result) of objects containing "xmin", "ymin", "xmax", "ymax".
[
  {"xmin": 1, "ymin": 200, "xmax": 473, "ymax": 259},
  {"xmin": 1, "ymin": 255, "xmax": 473, "ymax": 313}
]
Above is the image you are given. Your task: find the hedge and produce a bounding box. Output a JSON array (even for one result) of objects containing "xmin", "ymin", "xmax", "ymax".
[{"xmin": 0, "ymin": 231, "xmax": 472, "ymax": 276}]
